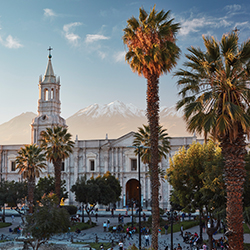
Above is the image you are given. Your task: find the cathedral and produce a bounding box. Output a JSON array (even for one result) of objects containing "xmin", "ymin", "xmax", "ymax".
[{"xmin": 0, "ymin": 51, "xmax": 203, "ymax": 210}]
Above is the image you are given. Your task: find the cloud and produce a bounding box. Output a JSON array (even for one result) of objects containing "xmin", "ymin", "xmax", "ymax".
[
  {"xmin": 113, "ymin": 51, "xmax": 126, "ymax": 62},
  {"xmin": 215, "ymin": 19, "xmax": 232, "ymax": 28},
  {"xmin": 179, "ymin": 15, "xmax": 233, "ymax": 36},
  {"xmin": 234, "ymin": 21, "xmax": 249, "ymax": 28},
  {"xmin": 224, "ymin": 4, "xmax": 241, "ymax": 13},
  {"xmin": 179, "ymin": 17, "xmax": 212, "ymax": 36},
  {"xmin": 63, "ymin": 22, "xmax": 82, "ymax": 45},
  {"xmin": 1, "ymin": 35, "xmax": 23, "ymax": 49},
  {"xmin": 85, "ymin": 34, "xmax": 110, "ymax": 43},
  {"xmin": 98, "ymin": 51, "xmax": 107, "ymax": 59},
  {"xmin": 44, "ymin": 8, "xmax": 57, "ymax": 17}
]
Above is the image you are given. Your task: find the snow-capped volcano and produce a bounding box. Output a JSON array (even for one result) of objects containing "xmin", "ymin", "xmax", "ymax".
[
  {"xmin": 71, "ymin": 100, "xmax": 145, "ymax": 119},
  {"xmin": 0, "ymin": 101, "xmax": 190, "ymax": 144}
]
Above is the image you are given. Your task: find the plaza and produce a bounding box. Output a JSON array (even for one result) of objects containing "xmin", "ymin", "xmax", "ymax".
[
  {"xmin": 1, "ymin": 209, "xmax": 250, "ymax": 250},
  {"xmin": 0, "ymin": 52, "xmax": 203, "ymax": 210}
]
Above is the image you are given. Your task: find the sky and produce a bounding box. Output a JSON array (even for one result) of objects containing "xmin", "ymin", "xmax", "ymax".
[{"xmin": 0, "ymin": 0, "xmax": 250, "ymax": 124}]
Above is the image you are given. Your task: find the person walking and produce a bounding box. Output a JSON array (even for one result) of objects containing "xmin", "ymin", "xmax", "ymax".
[
  {"xmin": 164, "ymin": 224, "xmax": 169, "ymax": 235},
  {"xmin": 119, "ymin": 241, "xmax": 124, "ymax": 250},
  {"xmin": 180, "ymin": 224, "xmax": 184, "ymax": 237},
  {"xmin": 145, "ymin": 233, "xmax": 150, "ymax": 246},
  {"xmin": 103, "ymin": 221, "xmax": 107, "ymax": 232}
]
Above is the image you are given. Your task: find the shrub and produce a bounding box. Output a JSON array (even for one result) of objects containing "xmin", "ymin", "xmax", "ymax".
[{"xmin": 61, "ymin": 205, "xmax": 77, "ymax": 215}]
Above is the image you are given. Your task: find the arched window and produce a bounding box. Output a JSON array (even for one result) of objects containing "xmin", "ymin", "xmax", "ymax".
[
  {"xmin": 44, "ymin": 88, "xmax": 49, "ymax": 101},
  {"xmin": 51, "ymin": 88, "xmax": 54, "ymax": 99}
]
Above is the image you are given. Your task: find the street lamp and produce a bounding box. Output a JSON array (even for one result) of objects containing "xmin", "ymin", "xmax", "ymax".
[
  {"xmin": 170, "ymin": 207, "xmax": 174, "ymax": 250},
  {"xmin": 128, "ymin": 145, "xmax": 149, "ymax": 250}
]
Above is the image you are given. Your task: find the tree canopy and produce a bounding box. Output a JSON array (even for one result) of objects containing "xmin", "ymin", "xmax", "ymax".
[
  {"xmin": 71, "ymin": 172, "xmax": 121, "ymax": 224},
  {"xmin": 40, "ymin": 126, "xmax": 74, "ymax": 202},
  {"xmin": 0, "ymin": 180, "xmax": 27, "ymax": 222},
  {"xmin": 167, "ymin": 141, "xmax": 225, "ymax": 212},
  {"xmin": 133, "ymin": 124, "xmax": 171, "ymax": 165},
  {"xmin": 123, "ymin": 5, "xmax": 180, "ymax": 249},
  {"xmin": 175, "ymin": 31, "xmax": 250, "ymax": 249},
  {"xmin": 15, "ymin": 144, "xmax": 46, "ymax": 213},
  {"xmin": 24, "ymin": 193, "xmax": 70, "ymax": 250},
  {"xmin": 34, "ymin": 175, "xmax": 68, "ymax": 204}
]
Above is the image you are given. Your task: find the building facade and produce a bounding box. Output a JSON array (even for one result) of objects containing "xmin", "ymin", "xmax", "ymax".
[{"xmin": 0, "ymin": 52, "xmax": 203, "ymax": 210}]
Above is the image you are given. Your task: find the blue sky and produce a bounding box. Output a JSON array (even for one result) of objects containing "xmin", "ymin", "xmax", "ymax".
[{"xmin": 0, "ymin": 0, "xmax": 249, "ymax": 124}]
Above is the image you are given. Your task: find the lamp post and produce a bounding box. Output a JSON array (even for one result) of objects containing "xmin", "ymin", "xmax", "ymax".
[
  {"xmin": 128, "ymin": 145, "xmax": 148, "ymax": 250},
  {"xmin": 131, "ymin": 199, "xmax": 134, "ymax": 228},
  {"xmin": 170, "ymin": 207, "xmax": 174, "ymax": 250},
  {"xmin": 138, "ymin": 146, "xmax": 142, "ymax": 249},
  {"xmin": 82, "ymin": 203, "xmax": 84, "ymax": 223}
]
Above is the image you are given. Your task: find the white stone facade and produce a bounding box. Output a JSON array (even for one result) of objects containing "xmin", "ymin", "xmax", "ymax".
[{"xmin": 0, "ymin": 52, "xmax": 203, "ymax": 210}]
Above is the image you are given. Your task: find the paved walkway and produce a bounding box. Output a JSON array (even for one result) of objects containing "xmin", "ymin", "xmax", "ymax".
[{"xmin": 1, "ymin": 209, "xmax": 250, "ymax": 249}]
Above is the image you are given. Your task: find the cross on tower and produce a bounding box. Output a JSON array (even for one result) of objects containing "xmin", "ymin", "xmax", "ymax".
[
  {"xmin": 48, "ymin": 46, "xmax": 53, "ymax": 58},
  {"xmin": 234, "ymin": 27, "xmax": 239, "ymax": 33}
]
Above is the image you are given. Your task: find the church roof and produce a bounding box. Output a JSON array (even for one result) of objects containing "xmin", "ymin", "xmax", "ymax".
[{"xmin": 42, "ymin": 55, "xmax": 56, "ymax": 83}]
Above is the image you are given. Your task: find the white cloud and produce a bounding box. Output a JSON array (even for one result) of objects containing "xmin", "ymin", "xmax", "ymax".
[
  {"xmin": 3, "ymin": 35, "xmax": 23, "ymax": 49},
  {"xmin": 113, "ymin": 51, "xmax": 126, "ymax": 62},
  {"xmin": 63, "ymin": 22, "xmax": 82, "ymax": 46},
  {"xmin": 44, "ymin": 8, "xmax": 57, "ymax": 17},
  {"xmin": 215, "ymin": 19, "xmax": 232, "ymax": 28},
  {"xmin": 179, "ymin": 17, "xmax": 212, "ymax": 36},
  {"xmin": 179, "ymin": 15, "xmax": 233, "ymax": 36},
  {"xmin": 85, "ymin": 34, "xmax": 109, "ymax": 43},
  {"xmin": 98, "ymin": 51, "xmax": 107, "ymax": 59},
  {"xmin": 234, "ymin": 21, "xmax": 249, "ymax": 28},
  {"xmin": 224, "ymin": 4, "xmax": 241, "ymax": 13}
]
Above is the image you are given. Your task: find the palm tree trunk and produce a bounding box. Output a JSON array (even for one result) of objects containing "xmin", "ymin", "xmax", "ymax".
[
  {"xmin": 54, "ymin": 159, "xmax": 62, "ymax": 204},
  {"xmin": 28, "ymin": 177, "xmax": 35, "ymax": 214},
  {"xmin": 147, "ymin": 74, "xmax": 160, "ymax": 250},
  {"xmin": 221, "ymin": 129, "xmax": 246, "ymax": 250}
]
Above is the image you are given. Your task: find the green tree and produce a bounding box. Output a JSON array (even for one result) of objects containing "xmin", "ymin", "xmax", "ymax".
[
  {"xmin": 123, "ymin": 6, "xmax": 180, "ymax": 249},
  {"xmin": 167, "ymin": 141, "xmax": 225, "ymax": 248},
  {"xmin": 71, "ymin": 172, "xmax": 121, "ymax": 224},
  {"xmin": 24, "ymin": 192, "xmax": 70, "ymax": 250},
  {"xmin": 133, "ymin": 124, "xmax": 171, "ymax": 178},
  {"xmin": 0, "ymin": 180, "xmax": 27, "ymax": 222},
  {"xmin": 34, "ymin": 175, "xmax": 68, "ymax": 203},
  {"xmin": 40, "ymin": 126, "xmax": 74, "ymax": 202},
  {"xmin": 175, "ymin": 31, "xmax": 250, "ymax": 249},
  {"xmin": 16, "ymin": 144, "xmax": 46, "ymax": 213}
]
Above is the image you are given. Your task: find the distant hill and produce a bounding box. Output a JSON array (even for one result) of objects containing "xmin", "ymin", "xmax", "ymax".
[
  {"xmin": 0, "ymin": 101, "xmax": 192, "ymax": 144},
  {"xmin": 0, "ymin": 112, "xmax": 36, "ymax": 145}
]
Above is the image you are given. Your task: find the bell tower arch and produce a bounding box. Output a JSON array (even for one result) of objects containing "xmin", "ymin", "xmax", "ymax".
[{"xmin": 31, "ymin": 47, "xmax": 67, "ymax": 144}]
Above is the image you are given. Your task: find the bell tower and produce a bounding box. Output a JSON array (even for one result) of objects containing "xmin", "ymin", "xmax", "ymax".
[{"xmin": 31, "ymin": 47, "xmax": 67, "ymax": 144}]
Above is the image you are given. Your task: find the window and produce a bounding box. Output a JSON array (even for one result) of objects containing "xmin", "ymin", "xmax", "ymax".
[
  {"xmin": 131, "ymin": 159, "xmax": 137, "ymax": 171},
  {"xmin": 61, "ymin": 162, "xmax": 65, "ymax": 171},
  {"xmin": 51, "ymin": 88, "xmax": 54, "ymax": 99},
  {"xmin": 44, "ymin": 89, "xmax": 49, "ymax": 101},
  {"xmin": 90, "ymin": 160, "xmax": 95, "ymax": 171},
  {"xmin": 11, "ymin": 161, "xmax": 16, "ymax": 171}
]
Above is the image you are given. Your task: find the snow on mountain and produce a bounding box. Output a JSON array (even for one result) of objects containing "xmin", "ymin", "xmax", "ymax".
[
  {"xmin": 0, "ymin": 101, "xmax": 190, "ymax": 144},
  {"xmin": 160, "ymin": 105, "xmax": 183, "ymax": 117},
  {"xmin": 70, "ymin": 100, "xmax": 145, "ymax": 119}
]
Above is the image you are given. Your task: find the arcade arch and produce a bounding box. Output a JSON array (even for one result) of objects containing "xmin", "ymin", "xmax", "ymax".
[{"xmin": 126, "ymin": 178, "xmax": 139, "ymax": 206}]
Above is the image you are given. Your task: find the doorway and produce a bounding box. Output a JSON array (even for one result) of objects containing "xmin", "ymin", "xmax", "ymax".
[{"xmin": 126, "ymin": 178, "xmax": 139, "ymax": 206}]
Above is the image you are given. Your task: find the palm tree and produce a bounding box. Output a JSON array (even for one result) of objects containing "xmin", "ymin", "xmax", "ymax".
[
  {"xmin": 40, "ymin": 126, "xmax": 74, "ymax": 203},
  {"xmin": 16, "ymin": 144, "xmax": 46, "ymax": 213},
  {"xmin": 133, "ymin": 124, "xmax": 171, "ymax": 166},
  {"xmin": 175, "ymin": 31, "xmax": 250, "ymax": 250},
  {"xmin": 123, "ymin": 6, "xmax": 180, "ymax": 249}
]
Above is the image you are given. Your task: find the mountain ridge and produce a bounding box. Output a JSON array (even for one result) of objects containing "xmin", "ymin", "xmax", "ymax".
[{"xmin": 0, "ymin": 101, "xmax": 191, "ymax": 144}]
